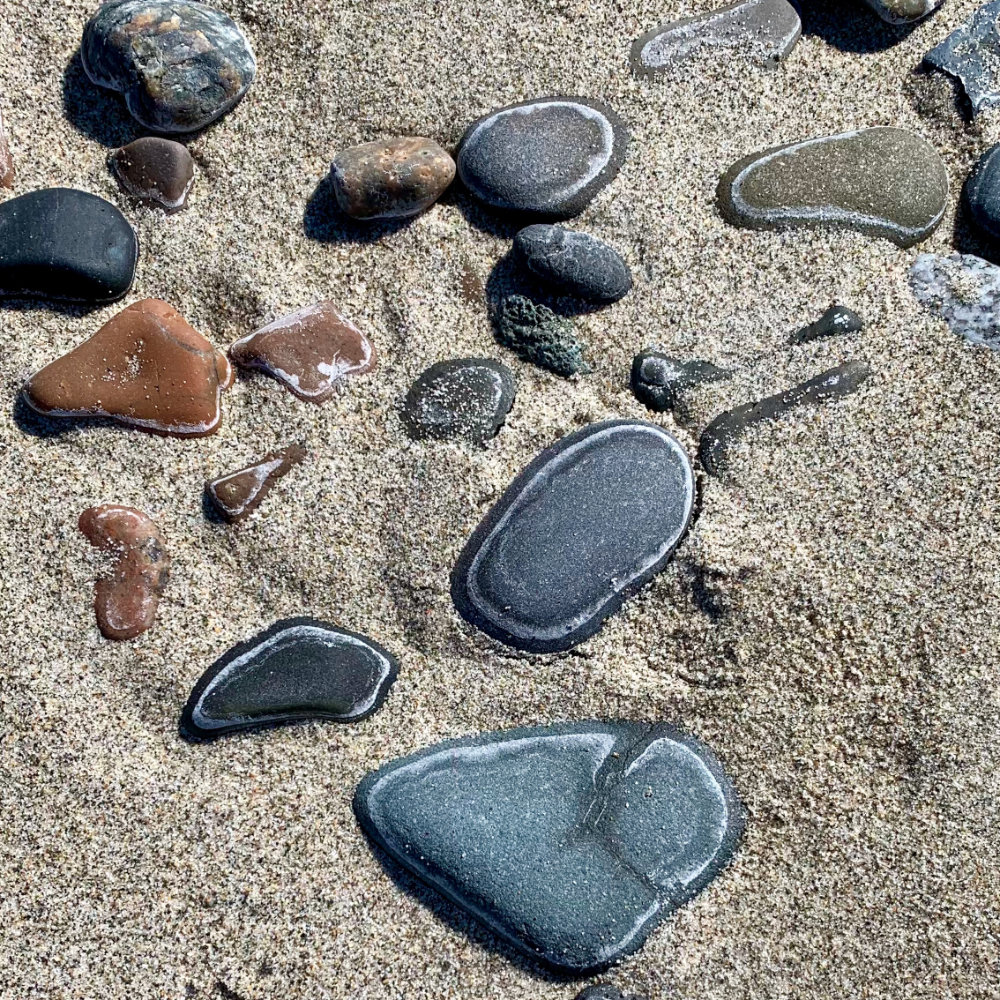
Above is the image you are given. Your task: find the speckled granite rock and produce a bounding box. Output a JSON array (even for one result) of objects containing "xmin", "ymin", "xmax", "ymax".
[
  {"xmin": 354, "ymin": 721, "xmax": 743, "ymax": 973},
  {"xmin": 330, "ymin": 136, "xmax": 455, "ymax": 219},
  {"xmin": 180, "ymin": 617, "xmax": 398, "ymax": 741},
  {"xmin": 864, "ymin": 0, "xmax": 944, "ymax": 23},
  {"xmin": 25, "ymin": 299, "xmax": 233, "ymax": 436},
  {"xmin": 630, "ymin": 352, "xmax": 731, "ymax": 412},
  {"xmin": 789, "ymin": 306, "xmax": 865, "ymax": 344},
  {"xmin": 0, "ymin": 188, "xmax": 137, "ymax": 302},
  {"xmin": 631, "ymin": 0, "xmax": 801, "ymax": 75},
  {"xmin": 966, "ymin": 144, "xmax": 1000, "ymax": 239},
  {"xmin": 110, "ymin": 137, "xmax": 195, "ymax": 212},
  {"xmin": 494, "ymin": 295, "xmax": 589, "ymax": 376},
  {"xmin": 457, "ymin": 97, "xmax": 627, "ymax": 218},
  {"xmin": 717, "ymin": 127, "xmax": 948, "ymax": 248},
  {"xmin": 513, "ymin": 225, "xmax": 632, "ymax": 303},
  {"xmin": 402, "ymin": 358, "xmax": 516, "ymax": 444},
  {"xmin": 79, "ymin": 505, "xmax": 170, "ymax": 640},
  {"xmin": 925, "ymin": 2, "xmax": 1000, "ymax": 114},
  {"xmin": 699, "ymin": 361, "xmax": 871, "ymax": 477},
  {"xmin": 81, "ymin": 0, "xmax": 256, "ymax": 133},
  {"xmin": 910, "ymin": 252, "xmax": 1000, "ymax": 350},
  {"xmin": 451, "ymin": 421, "xmax": 694, "ymax": 652},
  {"xmin": 206, "ymin": 445, "xmax": 306, "ymax": 523},
  {"xmin": 0, "ymin": 106, "xmax": 13, "ymax": 188},
  {"xmin": 229, "ymin": 302, "xmax": 375, "ymax": 403}
]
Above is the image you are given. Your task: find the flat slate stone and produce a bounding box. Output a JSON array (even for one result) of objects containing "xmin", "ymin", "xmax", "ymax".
[
  {"xmin": 789, "ymin": 305, "xmax": 864, "ymax": 344},
  {"xmin": 494, "ymin": 295, "xmax": 589, "ymax": 376},
  {"xmin": 0, "ymin": 106, "xmax": 13, "ymax": 188},
  {"xmin": 717, "ymin": 127, "xmax": 949, "ymax": 248},
  {"xmin": 513, "ymin": 225, "xmax": 632, "ymax": 303},
  {"xmin": 699, "ymin": 361, "xmax": 871, "ymax": 477},
  {"xmin": 630, "ymin": 0, "xmax": 801, "ymax": 75},
  {"xmin": 206, "ymin": 444, "xmax": 306, "ymax": 523},
  {"xmin": 354, "ymin": 721, "xmax": 743, "ymax": 973},
  {"xmin": 451, "ymin": 420, "xmax": 694, "ymax": 652},
  {"xmin": 457, "ymin": 97, "xmax": 628, "ymax": 218},
  {"xmin": 180, "ymin": 617, "xmax": 398, "ymax": 741},
  {"xmin": 82, "ymin": 0, "xmax": 256, "ymax": 133},
  {"xmin": 864, "ymin": 0, "xmax": 944, "ymax": 23},
  {"xmin": 910, "ymin": 252, "xmax": 1000, "ymax": 350},
  {"xmin": 111, "ymin": 137, "xmax": 195, "ymax": 213},
  {"xmin": 402, "ymin": 358, "xmax": 516, "ymax": 444},
  {"xmin": 0, "ymin": 188, "xmax": 137, "ymax": 302},
  {"xmin": 631, "ymin": 352, "xmax": 731, "ymax": 413}
]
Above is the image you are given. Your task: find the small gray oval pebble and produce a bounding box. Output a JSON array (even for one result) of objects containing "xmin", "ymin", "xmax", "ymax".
[{"xmin": 514, "ymin": 225, "xmax": 632, "ymax": 303}]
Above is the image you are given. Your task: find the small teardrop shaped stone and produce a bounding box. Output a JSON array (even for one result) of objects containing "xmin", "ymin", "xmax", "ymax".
[
  {"xmin": 111, "ymin": 137, "xmax": 195, "ymax": 213},
  {"xmin": 206, "ymin": 445, "xmax": 306, "ymax": 522}
]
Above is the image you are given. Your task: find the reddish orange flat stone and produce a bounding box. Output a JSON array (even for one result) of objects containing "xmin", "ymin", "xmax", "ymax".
[
  {"xmin": 79, "ymin": 505, "xmax": 170, "ymax": 640},
  {"xmin": 25, "ymin": 298, "xmax": 233, "ymax": 436},
  {"xmin": 229, "ymin": 302, "xmax": 375, "ymax": 404},
  {"xmin": 206, "ymin": 444, "xmax": 306, "ymax": 522},
  {"xmin": 0, "ymin": 107, "xmax": 13, "ymax": 189}
]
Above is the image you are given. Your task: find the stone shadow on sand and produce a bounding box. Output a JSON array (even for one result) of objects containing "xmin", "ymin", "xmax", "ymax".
[
  {"xmin": 62, "ymin": 49, "xmax": 140, "ymax": 149},
  {"xmin": 800, "ymin": 0, "xmax": 927, "ymax": 54}
]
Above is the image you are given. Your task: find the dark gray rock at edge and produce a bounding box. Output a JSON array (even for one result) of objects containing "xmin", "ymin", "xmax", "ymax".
[{"xmin": 630, "ymin": 352, "xmax": 731, "ymax": 412}]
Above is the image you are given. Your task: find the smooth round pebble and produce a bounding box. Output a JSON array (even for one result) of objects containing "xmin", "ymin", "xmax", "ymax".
[{"xmin": 514, "ymin": 225, "xmax": 632, "ymax": 303}]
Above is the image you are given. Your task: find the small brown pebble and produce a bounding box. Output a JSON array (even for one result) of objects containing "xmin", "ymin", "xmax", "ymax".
[
  {"xmin": 110, "ymin": 137, "xmax": 195, "ymax": 213},
  {"xmin": 0, "ymin": 106, "xmax": 13, "ymax": 188},
  {"xmin": 229, "ymin": 301, "xmax": 375, "ymax": 403},
  {"xmin": 330, "ymin": 136, "xmax": 455, "ymax": 219},
  {"xmin": 78, "ymin": 505, "xmax": 170, "ymax": 640},
  {"xmin": 206, "ymin": 444, "xmax": 306, "ymax": 523},
  {"xmin": 24, "ymin": 298, "xmax": 233, "ymax": 436}
]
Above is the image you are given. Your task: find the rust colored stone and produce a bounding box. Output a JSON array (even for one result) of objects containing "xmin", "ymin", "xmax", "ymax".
[
  {"xmin": 229, "ymin": 302, "xmax": 375, "ymax": 404},
  {"xmin": 25, "ymin": 299, "xmax": 233, "ymax": 436},
  {"xmin": 330, "ymin": 136, "xmax": 456, "ymax": 219},
  {"xmin": 0, "ymin": 106, "xmax": 13, "ymax": 189},
  {"xmin": 78, "ymin": 505, "xmax": 170, "ymax": 640},
  {"xmin": 206, "ymin": 444, "xmax": 306, "ymax": 523}
]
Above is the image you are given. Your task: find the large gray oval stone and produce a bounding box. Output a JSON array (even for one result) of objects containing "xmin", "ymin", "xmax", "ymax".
[
  {"xmin": 450, "ymin": 420, "xmax": 694, "ymax": 652},
  {"xmin": 354, "ymin": 721, "xmax": 743, "ymax": 973},
  {"xmin": 717, "ymin": 127, "xmax": 949, "ymax": 248}
]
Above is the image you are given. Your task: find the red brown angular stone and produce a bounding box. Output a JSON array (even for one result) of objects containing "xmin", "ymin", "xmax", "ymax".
[
  {"xmin": 79, "ymin": 505, "xmax": 170, "ymax": 640},
  {"xmin": 110, "ymin": 137, "xmax": 195, "ymax": 213},
  {"xmin": 24, "ymin": 299, "xmax": 233, "ymax": 436},
  {"xmin": 0, "ymin": 106, "xmax": 13, "ymax": 189},
  {"xmin": 229, "ymin": 302, "xmax": 375, "ymax": 404},
  {"xmin": 330, "ymin": 136, "xmax": 456, "ymax": 219},
  {"xmin": 206, "ymin": 444, "xmax": 306, "ymax": 523}
]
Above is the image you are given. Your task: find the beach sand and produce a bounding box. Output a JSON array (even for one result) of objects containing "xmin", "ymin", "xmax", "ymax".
[{"xmin": 1, "ymin": 1, "xmax": 998, "ymax": 997}]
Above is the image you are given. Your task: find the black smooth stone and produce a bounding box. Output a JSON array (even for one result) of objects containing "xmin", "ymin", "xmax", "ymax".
[
  {"xmin": 0, "ymin": 188, "xmax": 137, "ymax": 302},
  {"xmin": 513, "ymin": 225, "xmax": 632, "ymax": 303},
  {"xmin": 457, "ymin": 97, "xmax": 628, "ymax": 218},
  {"xmin": 354, "ymin": 721, "xmax": 744, "ymax": 973},
  {"xmin": 965, "ymin": 144, "xmax": 1000, "ymax": 241},
  {"xmin": 630, "ymin": 352, "xmax": 731, "ymax": 413},
  {"xmin": 789, "ymin": 306, "xmax": 864, "ymax": 344},
  {"xmin": 451, "ymin": 420, "xmax": 694, "ymax": 652},
  {"xmin": 402, "ymin": 358, "xmax": 516, "ymax": 444},
  {"xmin": 180, "ymin": 617, "xmax": 398, "ymax": 741},
  {"xmin": 698, "ymin": 361, "xmax": 871, "ymax": 477}
]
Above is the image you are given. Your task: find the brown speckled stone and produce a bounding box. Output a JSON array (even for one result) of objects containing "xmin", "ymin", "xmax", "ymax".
[
  {"xmin": 0, "ymin": 106, "xmax": 13, "ymax": 189},
  {"xmin": 78, "ymin": 505, "xmax": 170, "ymax": 640},
  {"xmin": 229, "ymin": 302, "xmax": 375, "ymax": 403},
  {"xmin": 330, "ymin": 136, "xmax": 456, "ymax": 219},
  {"xmin": 111, "ymin": 137, "xmax": 195, "ymax": 212},
  {"xmin": 24, "ymin": 298, "xmax": 233, "ymax": 436},
  {"xmin": 206, "ymin": 444, "xmax": 306, "ymax": 523}
]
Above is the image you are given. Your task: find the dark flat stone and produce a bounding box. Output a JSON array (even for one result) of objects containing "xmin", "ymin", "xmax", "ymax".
[
  {"xmin": 180, "ymin": 617, "xmax": 398, "ymax": 741},
  {"xmin": 925, "ymin": 2, "xmax": 1000, "ymax": 114},
  {"xmin": 451, "ymin": 420, "xmax": 694, "ymax": 652},
  {"xmin": 111, "ymin": 137, "xmax": 195, "ymax": 212},
  {"xmin": 494, "ymin": 294, "xmax": 589, "ymax": 376},
  {"xmin": 0, "ymin": 188, "xmax": 137, "ymax": 303},
  {"xmin": 789, "ymin": 305, "xmax": 864, "ymax": 344},
  {"xmin": 910, "ymin": 252, "xmax": 1000, "ymax": 350},
  {"xmin": 457, "ymin": 97, "xmax": 628, "ymax": 218},
  {"xmin": 699, "ymin": 361, "xmax": 871, "ymax": 477},
  {"xmin": 82, "ymin": 0, "xmax": 256, "ymax": 133},
  {"xmin": 354, "ymin": 721, "xmax": 743, "ymax": 973},
  {"xmin": 402, "ymin": 358, "xmax": 516, "ymax": 444},
  {"xmin": 965, "ymin": 144, "xmax": 1000, "ymax": 240},
  {"xmin": 513, "ymin": 225, "xmax": 632, "ymax": 303},
  {"xmin": 630, "ymin": 352, "xmax": 731, "ymax": 412}
]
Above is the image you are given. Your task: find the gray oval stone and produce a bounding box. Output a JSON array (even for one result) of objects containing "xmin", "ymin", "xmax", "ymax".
[
  {"xmin": 179, "ymin": 617, "xmax": 398, "ymax": 741},
  {"xmin": 450, "ymin": 420, "xmax": 694, "ymax": 652},
  {"xmin": 82, "ymin": 0, "xmax": 257, "ymax": 133},
  {"xmin": 457, "ymin": 97, "xmax": 628, "ymax": 218},
  {"xmin": 717, "ymin": 127, "xmax": 949, "ymax": 248},
  {"xmin": 513, "ymin": 225, "xmax": 632, "ymax": 303},
  {"xmin": 354, "ymin": 721, "xmax": 743, "ymax": 973}
]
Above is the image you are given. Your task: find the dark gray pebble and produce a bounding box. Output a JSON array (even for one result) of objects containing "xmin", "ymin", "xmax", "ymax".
[
  {"xmin": 789, "ymin": 306, "xmax": 864, "ymax": 344},
  {"xmin": 631, "ymin": 352, "xmax": 731, "ymax": 412},
  {"xmin": 494, "ymin": 295, "xmax": 589, "ymax": 376},
  {"xmin": 965, "ymin": 144, "xmax": 1000, "ymax": 240},
  {"xmin": 514, "ymin": 225, "xmax": 632, "ymax": 303},
  {"xmin": 576, "ymin": 988, "xmax": 647, "ymax": 1000}
]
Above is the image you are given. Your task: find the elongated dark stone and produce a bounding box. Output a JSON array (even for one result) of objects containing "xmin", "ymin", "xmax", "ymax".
[
  {"xmin": 0, "ymin": 188, "xmax": 137, "ymax": 302},
  {"xmin": 180, "ymin": 617, "xmax": 398, "ymax": 741},
  {"xmin": 789, "ymin": 306, "xmax": 864, "ymax": 344},
  {"xmin": 630, "ymin": 352, "xmax": 731, "ymax": 412},
  {"xmin": 699, "ymin": 361, "xmax": 871, "ymax": 477},
  {"xmin": 451, "ymin": 420, "xmax": 694, "ymax": 652}
]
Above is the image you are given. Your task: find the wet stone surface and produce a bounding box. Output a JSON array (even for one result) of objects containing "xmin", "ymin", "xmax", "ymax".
[
  {"xmin": 964, "ymin": 143, "xmax": 1000, "ymax": 240},
  {"xmin": 180, "ymin": 617, "xmax": 399, "ymax": 741},
  {"xmin": 110, "ymin": 137, "xmax": 195, "ymax": 213},
  {"xmin": 354, "ymin": 721, "xmax": 743, "ymax": 973},
  {"xmin": 451, "ymin": 420, "xmax": 695, "ymax": 653},
  {"xmin": 864, "ymin": 0, "xmax": 944, "ymax": 23},
  {"xmin": 206, "ymin": 444, "xmax": 306, "ymax": 523}
]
